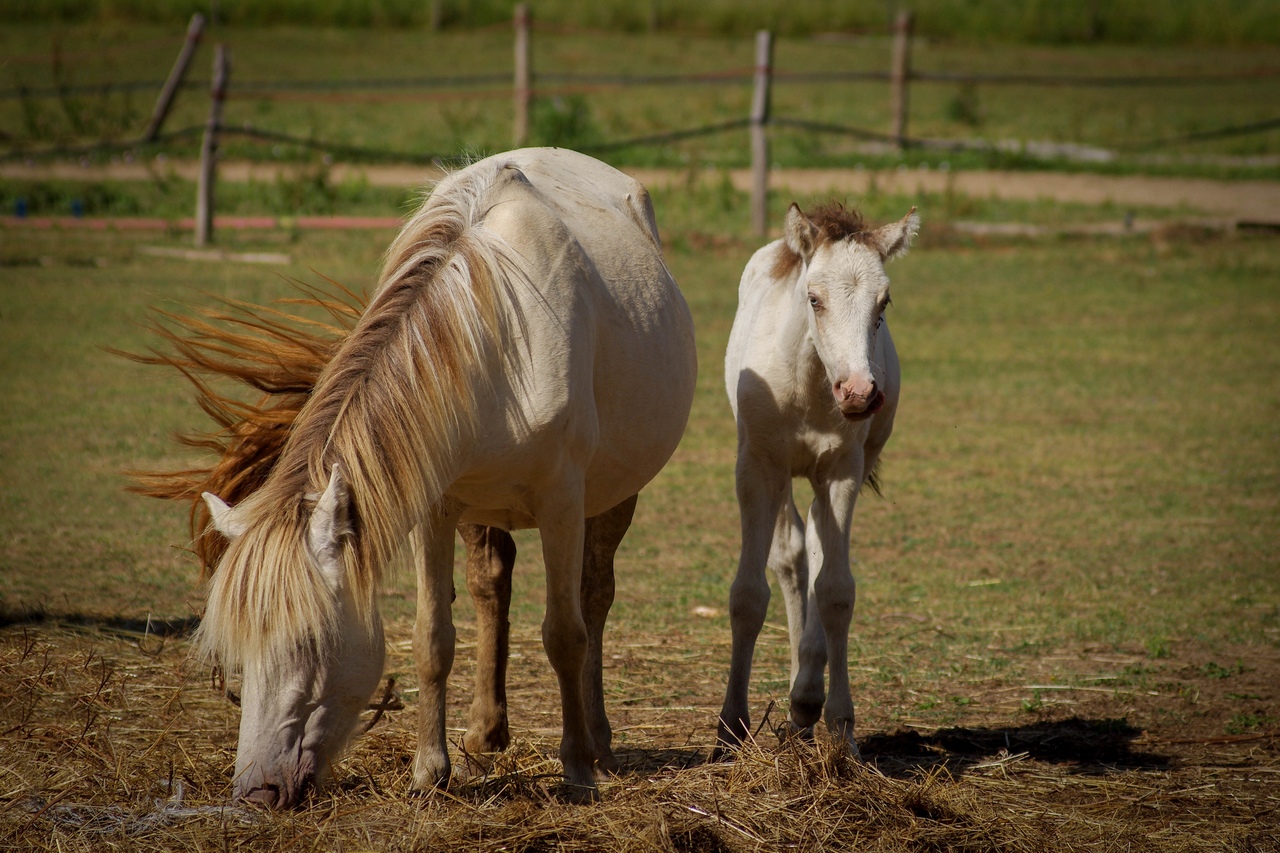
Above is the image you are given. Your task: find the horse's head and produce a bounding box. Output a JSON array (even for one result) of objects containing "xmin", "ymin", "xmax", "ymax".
[
  {"xmin": 784, "ymin": 202, "xmax": 919, "ymax": 421},
  {"xmin": 200, "ymin": 465, "xmax": 384, "ymax": 809}
]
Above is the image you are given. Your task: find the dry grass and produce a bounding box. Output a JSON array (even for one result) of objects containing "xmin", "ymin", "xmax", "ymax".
[{"xmin": 3, "ymin": 620, "xmax": 1276, "ymax": 852}]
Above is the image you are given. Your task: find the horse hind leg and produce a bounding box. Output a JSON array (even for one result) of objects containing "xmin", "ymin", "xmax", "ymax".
[
  {"xmin": 580, "ymin": 493, "xmax": 637, "ymax": 777},
  {"xmin": 768, "ymin": 497, "xmax": 813, "ymax": 732},
  {"xmin": 459, "ymin": 523, "xmax": 515, "ymax": 773}
]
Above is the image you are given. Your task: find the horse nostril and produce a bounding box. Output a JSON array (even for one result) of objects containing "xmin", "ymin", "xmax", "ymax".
[{"xmin": 245, "ymin": 783, "xmax": 282, "ymax": 808}]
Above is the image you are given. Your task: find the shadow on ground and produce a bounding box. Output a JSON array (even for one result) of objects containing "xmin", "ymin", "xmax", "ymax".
[{"xmin": 861, "ymin": 717, "xmax": 1169, "ymax": 776}]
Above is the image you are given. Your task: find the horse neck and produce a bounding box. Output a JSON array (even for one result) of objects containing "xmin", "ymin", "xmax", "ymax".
[{"xmin": 283, "ymin": 264, "xmax": 500, "ymax": 580}]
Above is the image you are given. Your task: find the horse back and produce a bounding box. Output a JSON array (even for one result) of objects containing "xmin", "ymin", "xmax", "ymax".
[{"xmin": 452, "ymin": 150, "xmax": 697, "ymax": 523}]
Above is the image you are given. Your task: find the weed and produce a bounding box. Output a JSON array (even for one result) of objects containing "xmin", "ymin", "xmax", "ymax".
[
  {"xmin": 1200, "ymin": 661, "xmax": 1246, "ymax": 680},
  {"xmin": 1225, "ymin": 713, "xmax": 1269, "ymax": 735}
]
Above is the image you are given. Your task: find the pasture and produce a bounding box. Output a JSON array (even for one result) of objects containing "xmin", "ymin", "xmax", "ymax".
[
  {"xmin": 3, "ymin": 22, "xmax": 1279, "ymax": 177},
  {"xmin": 1, "ymin": 172, "xmax": 1277, "ymax": 849}
]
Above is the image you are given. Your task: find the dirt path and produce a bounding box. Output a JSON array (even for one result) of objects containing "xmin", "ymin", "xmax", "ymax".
[{"xmin": 5, "ymin": 160, "xmax": 1278, "ymax": 222}]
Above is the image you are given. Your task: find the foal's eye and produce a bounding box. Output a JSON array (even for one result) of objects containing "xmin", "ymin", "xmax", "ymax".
[{"xmin": 808, "ymin": 293, "xmax": 822, "ymax": 310}]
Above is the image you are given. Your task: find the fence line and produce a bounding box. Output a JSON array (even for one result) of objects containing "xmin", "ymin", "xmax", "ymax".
[
  {"xmin": 11, "ymin": 64, "xmax": 1280, "ymax": 102},
  {"xmin": 6, "ymin": 14, "xmax": 1280, "ymax": 243}
]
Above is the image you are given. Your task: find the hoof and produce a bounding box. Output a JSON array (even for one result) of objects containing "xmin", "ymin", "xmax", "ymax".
[
  {"xmin": 594, "ymin": 750, "xmax": 620, "ymax": 778},
  {"xmin": 555, "ymin": 780, "xmax": 601, "ymax": 804},
  {"xmin": 410, "ymin": 755, "xmax": 452, "ymax": 793}
]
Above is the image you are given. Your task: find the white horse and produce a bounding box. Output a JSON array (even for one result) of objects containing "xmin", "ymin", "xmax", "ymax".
[
  {"xmin": 196, "ymin": 148, "xmax": 698, "ymax": 806},
  {"xmin": 716, "ymin": 201, "xmax": 918, "ymax": 755}
]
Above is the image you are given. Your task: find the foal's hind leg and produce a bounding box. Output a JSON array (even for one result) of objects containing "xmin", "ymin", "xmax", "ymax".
[
  {"xmin": 767, "ymin": 496, "xmax": 813, "ymax": 731},
  {"xmin": 459, "ymin": 523, "xmax": 516, "ymax": 771},
  {"xmin": 580, "ymin": 494, "xmax": 638, "ymax": 776}
]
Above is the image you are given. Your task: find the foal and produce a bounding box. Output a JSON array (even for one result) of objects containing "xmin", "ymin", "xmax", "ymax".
[{"xmin": 717, "ymin": 201, "xmax": 918, "ymax": 755}]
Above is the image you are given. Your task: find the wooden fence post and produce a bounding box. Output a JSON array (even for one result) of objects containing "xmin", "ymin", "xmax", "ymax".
[
  {"xmin": 195, "ymin": 44, "xmax": 229, "ymax": 247},
  {"xmin": 513, "ymin": 3, "xmax": 531, "ymax": 147},
  {"xmin": 142, "ymin": 13, "xmax": 205, "ymax": 142},
  {"xmin": 890, "ymin": 10, "xmax": 913, "ymax": 150},
  {"xmin": 750, "ymin": 29, "xmax": 773, "ymax": 238}
]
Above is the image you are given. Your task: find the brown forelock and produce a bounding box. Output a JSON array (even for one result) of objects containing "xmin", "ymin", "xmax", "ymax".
[
  {"xmin": 114, "ymin": 284, "xmax": 364, "ymax": 578},
  {"xmin": 807, "ymin": 200, "xmax": 872, "ymax": 247},
  {"xmin": 768, "ymin": 201, "xmax": 872, "ymax": 282}
]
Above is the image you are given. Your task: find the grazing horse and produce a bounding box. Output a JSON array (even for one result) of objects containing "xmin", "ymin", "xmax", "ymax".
[
  {"xmin": 124, "ymin": 287, "xmax": 634, "ymax": 781},
  {"xmin": 716, "ymin": 201, "xmax": 918, "ymax": 755},
  {"xmin": 165, "ymin": 148, "xmax": 696, "ymax": 806}
]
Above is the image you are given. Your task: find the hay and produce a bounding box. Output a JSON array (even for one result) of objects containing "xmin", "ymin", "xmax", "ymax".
[{"xmin": 2, "ymin": 622, "xmax": 1276, "ymax": 853}]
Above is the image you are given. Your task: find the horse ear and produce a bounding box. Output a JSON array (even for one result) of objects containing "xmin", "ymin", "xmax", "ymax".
[
  {"xmin": 783, "ymin": 203, "xmax": 819, "ymax": 265},
  {"xmin": 308, "ymin": 464, "xmax": 354, "ymax": 575},
  {"xmin": 873, "ymin": 207, "xmax": 920, "ymax": 262},
  {"xmin": 203, "ymin": 492, "xmax": 248, "ymax": 540}
]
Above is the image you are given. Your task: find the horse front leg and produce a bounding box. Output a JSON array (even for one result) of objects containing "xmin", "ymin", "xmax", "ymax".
[
  {"xmin": 715, "ymin": 452, "xmax": 789, "ymax": 755},
  {"xmin": 458, "ymin": 523, "xmax": 515, "ymax": 772},
  {"xmin": 796, "ymin": 475, "xmax": 861, "ymax": 755},
  {"xmin": 580, "ymin": 493, "xmax": 637, "ymax": 775},
  {"xmin": 409, "ymin": 511, "xmax": 462, "ymax": 790},
  {"xmin": 535, "ymin": 481, "xmax": 597, "ymax": 799}
]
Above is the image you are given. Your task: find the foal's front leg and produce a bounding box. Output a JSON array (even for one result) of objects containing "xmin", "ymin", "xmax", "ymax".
[
  {"xmin": 793, "ymin": 475, "xmax": 861, "ymax": 754},
  {"xmin": 716, "ymin": 452, "xmax": 790, "ymax": 753},
  {"xmin": 458, "ymin": 523, "xmax": 515, "ymax": 769},
  {"xmin": 410, "ymin": 513, "xmax": 462, "ymax": 790}
]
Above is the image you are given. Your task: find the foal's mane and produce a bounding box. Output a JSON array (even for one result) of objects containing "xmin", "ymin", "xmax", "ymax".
[
  {"xmin": 771, "ymin": 201, "xmax": 875, "ymax": 280},
  {"xmin": 130, "ymin": 161, "xmax": 517, "ymax": 666}
]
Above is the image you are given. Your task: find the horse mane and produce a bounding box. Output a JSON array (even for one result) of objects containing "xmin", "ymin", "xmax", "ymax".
[
  {"xmin": 771, "ymin": 200, "xmax": 874, "ymax": 280},
  {"xmin": 114, "ymin": 282, "xmax": 365, "ymax": 578},
  {"xmin": 196, "ymin": 160, "xmax": 517, "ymax": 667}
]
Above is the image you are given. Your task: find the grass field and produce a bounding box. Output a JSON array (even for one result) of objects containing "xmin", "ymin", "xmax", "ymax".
[
  {"xmin": 1, "ymin": 167, "xmax": 1278, "ymax": 848},
  {"xmin": 8, "ymin": 0, "xmax": 1280, "ymax": 45},
  {"xmin": 3, "ymin": 24, "xmax": 1279, "ymax": 177}
]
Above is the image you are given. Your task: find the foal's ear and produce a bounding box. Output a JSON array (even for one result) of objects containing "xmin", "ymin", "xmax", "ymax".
[
  {"xmin": 783, "ymin": 203, "xmax": 820, "ymax": 265},
  {"xmin": 309, "ymin": 464, "xmax": 354, "ymax": 559},
  {"xmin": 203, "ymin": 492, "xmax": 248, "ymax": 540},
  {"xmin": 873, "ymin": 207, "xmax": 920, "ymax": 261}
]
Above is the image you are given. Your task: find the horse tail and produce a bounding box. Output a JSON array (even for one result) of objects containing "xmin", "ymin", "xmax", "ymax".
[
  {"xmin": 863, "ymin": 457, "xmax": 884, "ymax": 497},
  {"xmin": 112, "ymin": 278, "xmax": 366, "ymax": 579}
]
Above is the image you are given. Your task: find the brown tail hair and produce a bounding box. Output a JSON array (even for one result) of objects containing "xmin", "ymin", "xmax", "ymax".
[{"xmin": 113, "ymin": 279, "xmax": 366, "ymax": 578}]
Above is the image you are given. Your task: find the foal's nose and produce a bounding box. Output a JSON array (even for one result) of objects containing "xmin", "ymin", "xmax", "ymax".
[{"xmin": 834, "ymin": 376, "xmax": 876, "ymax": 405}]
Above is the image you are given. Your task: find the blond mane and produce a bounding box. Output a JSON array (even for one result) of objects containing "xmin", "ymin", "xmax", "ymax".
[
  {"xmin": 115, "ymin": 282, "xmax": 365, "ymax": 576},
  {"xmin": 195, "ymin": 161, "xmax": 517, "ymax": 668}
]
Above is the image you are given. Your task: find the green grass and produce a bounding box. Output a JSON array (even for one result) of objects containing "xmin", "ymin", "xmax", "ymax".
[
  {"xmin": 2, "ymin": 24, "xmax": 1277, "ymax": 177},
  {"xmin": 0, "ymin": 173, "xmax": 1206, "ymax": 226},
  {"xmin": 2, "ymin": 204, "xmax": 1277, "ymax": 675},
  {"xmin": 7, "ymin": 0, "xmax": 1279, "ymax": 45}
]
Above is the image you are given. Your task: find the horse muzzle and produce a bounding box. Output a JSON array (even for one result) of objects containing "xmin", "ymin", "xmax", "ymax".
[
  {"xmin": 235, "ymin": 755, "xmax": 316, "ymax": 809},
  {"xmin": 839, "ymin": 389, "xmax": 885, "ymax": 421}
]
